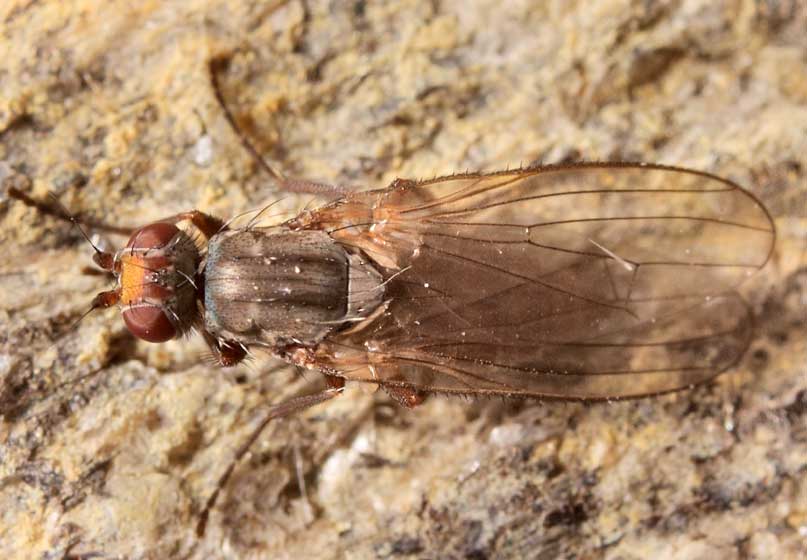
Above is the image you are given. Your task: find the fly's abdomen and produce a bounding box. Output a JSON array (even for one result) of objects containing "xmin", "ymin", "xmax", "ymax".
[{"xmin": 204, "ymin": 228, "xmax": 383, "ymax": 348}]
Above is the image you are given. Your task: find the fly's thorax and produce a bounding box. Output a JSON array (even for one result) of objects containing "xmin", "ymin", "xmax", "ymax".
[
  {"xmin": 116, "ymin": 222, "xmax": 201, "ymax": 342},
  {"xmin": 203, "ymin": 228, "xmax": 384, "ymax": 349}
]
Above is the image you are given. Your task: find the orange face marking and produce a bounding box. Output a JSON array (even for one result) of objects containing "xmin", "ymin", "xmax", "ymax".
[
  {"xmin": 118, "ymin": 253, "xmax": 172, "ymax": 305},
  {"xmin": 119, "ymin": 254, "xmax": 149, "ymax": 305}
]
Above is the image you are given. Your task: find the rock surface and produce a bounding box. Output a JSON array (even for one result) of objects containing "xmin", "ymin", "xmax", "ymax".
[{"xmin": 1, "ymin": 1, "xmax": 805, "ymax": 558}]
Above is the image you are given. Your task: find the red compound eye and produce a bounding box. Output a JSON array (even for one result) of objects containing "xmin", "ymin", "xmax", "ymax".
[
  {"xmin": 126, "ymin": 222, "xmax": 180, "ymax": 250},
  {"xmin": 122, "ymin": 305, "xmax": 176, "ymax": 342}
]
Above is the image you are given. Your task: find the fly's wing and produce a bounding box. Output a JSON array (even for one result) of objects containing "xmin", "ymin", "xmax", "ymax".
[{"xmin": 293, "ymin": 164, "xmax": 775, "ymax": 399}]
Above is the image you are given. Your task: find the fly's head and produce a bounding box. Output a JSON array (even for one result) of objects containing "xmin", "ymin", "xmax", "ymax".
[{"xmin": 93, "ymin": 222, "xmax": 202, "ymax": 342}]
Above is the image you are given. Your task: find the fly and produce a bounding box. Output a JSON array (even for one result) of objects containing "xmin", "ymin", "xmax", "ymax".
[{"xmin": 5, "ymin": 56, "xmax": 777, "ymax": 534}]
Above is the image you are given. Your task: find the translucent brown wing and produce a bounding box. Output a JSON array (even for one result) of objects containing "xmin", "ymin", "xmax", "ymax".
[{"xmin": 292, "ymin": 163, "xmax": 775, "ymax": 399}]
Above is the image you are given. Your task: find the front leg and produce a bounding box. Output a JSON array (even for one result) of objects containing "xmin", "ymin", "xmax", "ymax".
[
  {"xmin": 169, "ymin": 210, "xmax": 226, "ymax": 239},
  {"xmin": 201, "ymin": 330, "xmax": 247, "ymax": 367}
]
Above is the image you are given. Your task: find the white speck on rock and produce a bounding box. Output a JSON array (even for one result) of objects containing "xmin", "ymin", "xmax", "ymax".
[
  {"xmin": 193, "ymin": 135, "xmax": 214, "ymax": 167},
  {"xmin": 489, "ymin": 423, "xmax": 524, "ymax": 447}
]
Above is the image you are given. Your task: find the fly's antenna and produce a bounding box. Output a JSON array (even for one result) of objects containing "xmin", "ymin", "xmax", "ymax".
[
  {"xmin": 46, "ymin": 193, "xmax": 112, "ymax": 265},
  {"xmin": 54, "ymin": 295, "xmax": 115, "ymax": 345}
]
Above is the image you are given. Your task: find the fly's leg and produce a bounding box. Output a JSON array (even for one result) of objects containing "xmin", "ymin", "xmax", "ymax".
[
  {"xmin": 6, "ymin": 186, "xmax": 133, "ymax": 235},
  {"xmin": 8, "ymin": 187, "xmax": 228, "ymax": 240},
  {"xmin": 169, "ymin": 210, "xmax": 227, "ymax": 239},
  {"xmin": 196, "ymin": 386, "xmax": 344, "ymax": 536},
  {"xmin": 277, "ymin": 178, "xmax": 350, "ymax": 197},
  {"xmin": 389, "ymin": 178, "xmax": 417, "ymax": 190},
  {"xmin": 382, "ymin": 385, "xmax": 427, "ymax": 409},
  {"xmin": 323, "ymin": 374, "xmax": 346, "ymax": 390},
  {"xmin": 201, "ymin": 330, "xmax": 247, "ymax": 367},
  {"xmin": 208, "ymin": 55, "xmax": 349, "ymax": 198}
]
